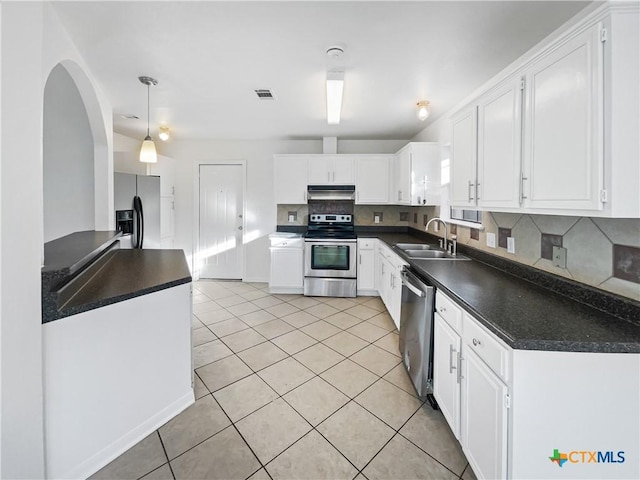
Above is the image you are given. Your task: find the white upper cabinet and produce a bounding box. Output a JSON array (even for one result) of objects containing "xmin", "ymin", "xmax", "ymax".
[
  {"xmin": 307, "ymin": 155, "xmax": 355, "ymax": 185},
  {"xmin": 274, "ymin": 155, "xmax": 308, "ymax": 204},
  {"xmin": 522, "ymin": 22, "xmax": 603, "ymax": 211},
  {"xmin": 355, "ymin": 156, "xmax": 390, "ymax": 204},
  {"xmin": 449, "ymin": 6, "xmax": 639, "ymax": 217},
  {"xmin": 450, "ymin": 106, "xmax": 478, "ymax": 208},
  {"xmin": 477, "ymin": 77, "xmax": 523, "ymax": 210},
  {"xmin": 393, "ymin": 142, "xmax": 441, "ymax": 206}
]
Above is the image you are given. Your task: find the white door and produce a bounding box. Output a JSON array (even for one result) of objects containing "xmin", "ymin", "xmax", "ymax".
[{"xmin": 199, "ymin": 164, "xmax": 244, "ymax": 279}]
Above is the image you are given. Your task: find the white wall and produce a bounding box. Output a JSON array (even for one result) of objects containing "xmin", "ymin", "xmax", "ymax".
[
  {"xmin": 0, "ymin": 3, "xmax": 45, "ymax": 478},
  {"xmin": 1, "ymin": 3, "xmax": 113, "ymax": 478},
  {"xmin": 43, "ymin": 64, "xmax": 95, "ymax": 242},
  {"xmin": 163, "ymin": 138, "xmax": 406, "ymax": 282}
]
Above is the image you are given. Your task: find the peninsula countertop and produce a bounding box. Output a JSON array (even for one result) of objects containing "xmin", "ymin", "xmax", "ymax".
[
  {"xmin": 42, "ymin": 231, "xmax": 192, "ymax": 323},
  {"xmin": 358, "ymin": 231, "xmax": 640, "ymax": 354}
]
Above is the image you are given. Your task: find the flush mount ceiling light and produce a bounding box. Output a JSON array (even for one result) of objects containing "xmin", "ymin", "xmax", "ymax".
[
  {"xmin": 326, "ymin": 71, "xmax": 344, "ymax": 125},
  {"xmin": 138, "ymin": 76, "xmax": 158, "ymax": 163},
  {"xmin": 417, "ymin": 100, "xmax": 430, "ymax": 121},
  {"xmin": 158, "ymin": 125, "xmax": 170, "ymax": 142}
]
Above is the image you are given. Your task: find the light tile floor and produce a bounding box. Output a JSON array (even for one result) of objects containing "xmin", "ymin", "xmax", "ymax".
[{"xmin": 91, "ymin": 280, "xmax": 477, "ymax": 480}]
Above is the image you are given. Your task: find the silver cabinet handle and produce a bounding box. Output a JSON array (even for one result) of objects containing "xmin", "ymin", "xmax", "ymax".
[
  {"xmin": 472, "ymin": 338, "xmax": 481, "ymax": 347},
  {"xmin": 457, "ymin": 354, "xmax": 463, "ymax": 384},
  {"xmin": 238, "ymin": 226, "xmax": 243, "ymax": 230},
  {"xmin": 520, "ymin": 175, "xmax": 528, "ymax": 203},
  {"xmin": 468, "ymin": 180, "xmax": 474, "ymax": 202},
  {"xmin": 476, "ymin": 182, "xmax": 480, "ymax": 201},
  {"xmin": 359, "ymin": 254, "xmax": 362, "ymax": 265},
  {"xmin": 449, "ymin": 344, "xmax": 457, "ymax": 374},
  {"xmin": 439, "ymin": 306, "xmax": 447, "ymax": 313}
]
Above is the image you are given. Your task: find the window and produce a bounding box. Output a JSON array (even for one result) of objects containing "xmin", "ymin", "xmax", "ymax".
[{"xmin": 451, "ymin": 208, "xmax": 482, "ymax": 224}]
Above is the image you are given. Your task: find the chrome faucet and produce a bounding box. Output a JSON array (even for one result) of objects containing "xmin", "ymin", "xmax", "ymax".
[{"xmin": 426, "ymin": 217, "xmax": 455, "ymax": 255}]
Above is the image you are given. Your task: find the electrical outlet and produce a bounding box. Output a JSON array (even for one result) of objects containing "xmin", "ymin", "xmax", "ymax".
[
  {"xmin": 374, "ymin": 215, "xmax": 380, "ymax": 224},
  {"xmin": 553, "ymin": 246, "xmax": 567, "ymax": 268},
  {"xmin": 486, "ymin": 232, "xmax": 496, "ymax": 248},
  {"xmin": 507, "ymin": 237, "xmax": 515, "ymax": 254}
]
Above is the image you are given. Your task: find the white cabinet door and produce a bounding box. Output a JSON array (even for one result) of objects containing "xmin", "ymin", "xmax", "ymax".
[
  {"xmin": 356, "ymin": 156, "xmax": 390, "ymax": 204},
  {"xmin": 274, "ymin": 156, "xmax": 307, "ymax": 204},
  {"xmin": 461, "ymin": 347, "xmax": 508, "ymax": 480},
  {"xmin": 410, "ymin": 143, "xmax": 442, "ymax": 206},
  {"xmin": 523, "ymin": 22, "xmax": 604, "ymax": 211},
  {"xmin": 450, "ymin": 106, "xmax": 478, "ymax": 207},
  {"xmin": 477, "ymin": 77, "xmax": 523, "ymax": 209},
  {"xmin": 388, "ymin": 267, "xmax": 403, "ymax": 330},
  {"xmin": 394, "ymin": 148, "xmax": 412, "ymax": 204},
  {"xmin": 332, "ymin": 157, "xmax": 355, "ymax": 184},
  {"xmin": 160, "ymin": 197, "xmax": 174, "ymax": 240},
  {"xmin": 433, "ymin": 315, "xmax": 461, "ymax": 439},
  {"xmin": 269, "ymin": 248, "xmax": 303, "ymax": 291},
  {"xmin": 357, "ymin": 248, "xmax": 375, "ymax": 292},
  {"xmin": 307, "ymin": 156, "xmax": 332, "ymax": 184},
  {"xmin": 308, "ymin": 156, "xmax": 355, "ymax": 185},
  {"xmin": 378, "ymin": 254, "xmax": 392, "ymax": 311}
]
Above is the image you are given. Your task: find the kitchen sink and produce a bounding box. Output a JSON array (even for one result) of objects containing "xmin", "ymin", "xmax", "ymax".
[
  {"xmin": 403, "ymin": 249, "xmax": 470, "ymax": 260},
  {"xmin": 395, "ymin": 243, "xmax": 440, "ymax": 251}
]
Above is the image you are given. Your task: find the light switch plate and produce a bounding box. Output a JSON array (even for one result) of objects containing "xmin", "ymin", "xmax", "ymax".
[
  {"xmin": 486, "ymin": 232, "xmax": 496, "ymax": 248},
  {"xmin": 507, "ymin": 237, "xmax": 515, "ymax": 254},
  {"xmin": 553, "ymin": 246, "xmax": 567, "ymax": 268}
]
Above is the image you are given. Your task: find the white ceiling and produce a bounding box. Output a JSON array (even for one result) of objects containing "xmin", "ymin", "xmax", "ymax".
[{"xmin": 52, "ymin": 1, "xmax": 593, "ymax": 142}]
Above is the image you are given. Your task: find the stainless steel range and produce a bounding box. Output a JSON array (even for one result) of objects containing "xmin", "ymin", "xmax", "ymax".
[{"xmin": 304, "ymin": 213, "xmax": 357, "ymax": 297}]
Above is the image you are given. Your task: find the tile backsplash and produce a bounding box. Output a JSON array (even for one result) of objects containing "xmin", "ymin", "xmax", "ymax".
[
  {"xmin": 276, "ymin": 204, "xmax": 640, "ymax": 301},
  {"xmin": 411, "ymin": 209, "xmax": 640, "ymax": 301},
  {"xmin": 277, "ymin": 205, "xmax": 413, "ymax": 227}
]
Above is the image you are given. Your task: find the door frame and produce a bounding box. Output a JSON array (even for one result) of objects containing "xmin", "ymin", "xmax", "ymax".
[{"xmin": 194, "ymin": 160, "xmax": 247, "ymax": 281}]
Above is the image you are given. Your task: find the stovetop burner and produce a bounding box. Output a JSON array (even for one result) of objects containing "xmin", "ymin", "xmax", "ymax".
[{"xmin": 305, "ymin": 213, "xmax": 356, "ymax": 240}]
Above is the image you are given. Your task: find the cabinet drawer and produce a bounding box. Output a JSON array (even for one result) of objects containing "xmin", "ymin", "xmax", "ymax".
[
  {"xmin": 269, "ymin": 237, "xmax": 303, "ymax": 248},
  {"xmin": 463, "ymin": 313, "xmax": 510, "ymax": 382},
  {"xmin": 358, "ymin": 239, "xmax": 375, "ymax": 250},
  {"xmin": 435, "ymin": 291, "xmax": 462, "ymax": 333}
]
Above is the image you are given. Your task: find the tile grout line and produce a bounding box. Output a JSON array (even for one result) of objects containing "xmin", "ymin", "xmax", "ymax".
[
  {"xmin": 193, "ymin": 285, "xmax": 467, "ymax": 477},
  {"xmin": 154, "ymin": 430, "xmax": 177, "ymax": 480}
]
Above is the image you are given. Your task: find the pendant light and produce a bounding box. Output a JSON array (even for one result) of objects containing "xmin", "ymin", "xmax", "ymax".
[{"xmin": 139, "ymin": 76, "xmax": 158, "ymax": 163}]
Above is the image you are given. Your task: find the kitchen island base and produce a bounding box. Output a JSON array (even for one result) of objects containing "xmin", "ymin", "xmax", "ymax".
[{"xmin": 43, "ymin": 283, "xmax": 193, "ymax": 479}]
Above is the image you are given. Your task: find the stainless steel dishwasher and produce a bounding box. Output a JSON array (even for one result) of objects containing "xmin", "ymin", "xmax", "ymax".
[{"xmin": 399, "ymin": 267, "xmax": 437, "ymax": 407}]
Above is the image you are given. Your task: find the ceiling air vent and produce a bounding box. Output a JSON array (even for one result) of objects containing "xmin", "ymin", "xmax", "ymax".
[{"xmin": 254, "ymin": 89, "xmax": 275, "ymax": 100}]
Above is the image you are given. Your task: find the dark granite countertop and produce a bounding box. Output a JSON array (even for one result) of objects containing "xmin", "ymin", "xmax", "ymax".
[
  {"xmin": 42, "ymin": 231, "xmax": 192, "ymax": 323},
  {"xmin": 361, "ymin": 231, "xmax": 640, "ymax": 354},
  {"xmin": 53, "ymin": 249, "xmax": 192, "ymax": 319},
  {"xmin": 43, "ymin": 230, "xmax": 122, "ymax": 274}
]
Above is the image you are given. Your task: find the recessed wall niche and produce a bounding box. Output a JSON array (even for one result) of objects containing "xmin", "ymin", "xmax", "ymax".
[{"xmin": 43, "ymin": 64, "xmax": 95, "ymax": 242}]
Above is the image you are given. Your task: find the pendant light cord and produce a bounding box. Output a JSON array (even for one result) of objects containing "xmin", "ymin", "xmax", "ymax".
[{"xmin": 147, "ymin": 84, "xmax": 150, "ymax": 137}]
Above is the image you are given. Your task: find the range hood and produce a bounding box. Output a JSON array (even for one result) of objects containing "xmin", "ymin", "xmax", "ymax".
[{"xmin": 307, "ymin": 185, "xmax": 356, "ymax": 201}]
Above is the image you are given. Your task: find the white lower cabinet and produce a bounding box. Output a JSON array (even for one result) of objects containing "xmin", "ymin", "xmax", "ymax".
[
  {"xmin": 269, "ymin": 235, "xmax": 303, "ymax": 293},
  {"xmin": 434, "ymin": 290, "xmax": 510, "ymax": 480},
  {"xmin": 433, "ymin": 314, "xmax": 461, "ymax": 438},
  {"xmin": 376, "ymin": 243, "xmax": 405, "ymax": 329},
  {"xmin": 357, "ymin": 238, "xmax": 377, "ymax": 295},
  {"xmin": 461, "ymin": 347, "xmax": 509, "ymax": 480}
]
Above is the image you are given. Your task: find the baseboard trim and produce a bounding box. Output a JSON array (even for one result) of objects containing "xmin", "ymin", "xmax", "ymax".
[{"xmin": 56, "ymin": 390, "xmax": 194, "ymax": 480}]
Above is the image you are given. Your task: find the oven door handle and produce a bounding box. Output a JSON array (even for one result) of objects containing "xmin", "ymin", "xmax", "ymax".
[{"xmin": 401, "ymin": 271, "xmax": 425, "ymax": 298}]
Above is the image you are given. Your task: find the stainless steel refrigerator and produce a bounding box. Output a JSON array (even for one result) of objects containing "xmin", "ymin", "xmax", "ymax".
[{"xmin": 114, "ymin": 172, "xmax": 161, "ymax": 249}]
